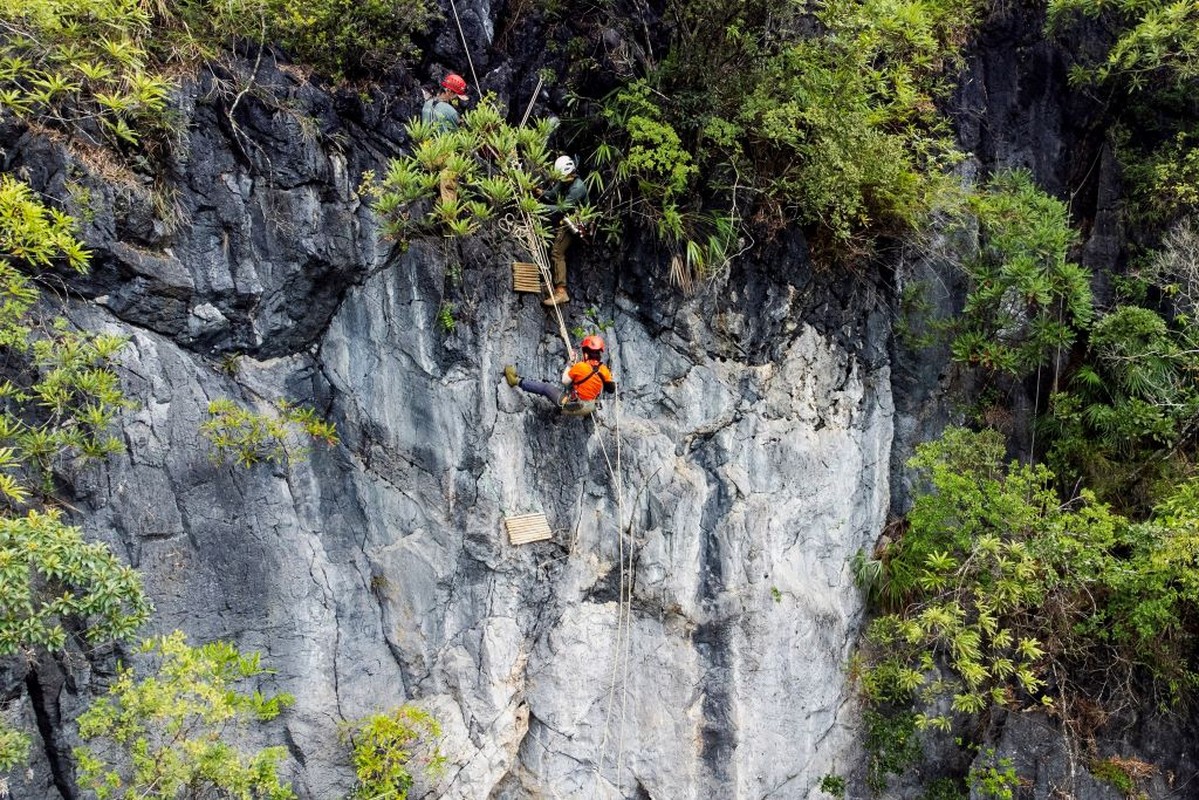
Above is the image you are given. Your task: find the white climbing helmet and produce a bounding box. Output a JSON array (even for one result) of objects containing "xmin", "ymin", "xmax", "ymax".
[{"xmin": 554, "ymin": 155, "xmax": 576, "ymax": 176}]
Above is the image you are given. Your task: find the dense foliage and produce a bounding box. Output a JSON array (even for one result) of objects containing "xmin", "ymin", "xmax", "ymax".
[
  {"xmin": 0, "ymin": 510, "xmax": 151, "ymax": 655},
  {"xmin": 857, "ymin": 428, "xmax": 1199, "ymax": 792},
  {"xmin": 566, "ymin": 0, "xmax": 981, "ymax": 271},
  {"xmin": 74, "ymin": 632, "xmax": 297, "ymax": 800},
  {"xmin": 0, "ymin": 0, "xmax": 435, "ymax": 153},
  {"xmin": 343, "ymin": 706, "xmax": 444, "ymax": 800}
]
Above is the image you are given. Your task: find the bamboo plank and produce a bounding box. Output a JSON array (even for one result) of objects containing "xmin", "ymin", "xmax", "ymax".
[
  {"xmin": 504, "ymin": 513, "xmax": 552, "ymax": 545},
  {"xmin": 512, "ymin": 262, "xmax": 544, "ymax": 294}
]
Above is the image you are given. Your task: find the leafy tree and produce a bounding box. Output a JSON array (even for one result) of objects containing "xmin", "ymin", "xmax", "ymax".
[
  {"xmin": 0, "ymin": 509, "xmax": 151, "ymax": 772},
  {"xmin": 949, "ymin": 170, "xmax": 1094, "ymax": 377},
  {"xmin": 0, "ymin": 510, "xmax": 151, "ymax": 656},
  {"xmin": 343, "ymin": 706, "xmax": 444, "ymax": 800},
  {"xmin": 74, "ymin": 632, "xmax": 296, "ymax": 800},
  {"xmin": 856, "ymin": 428, "xmax": 1199, "ymax": 792}
]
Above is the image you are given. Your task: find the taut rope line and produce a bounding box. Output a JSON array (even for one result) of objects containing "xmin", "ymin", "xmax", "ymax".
[{"xmin": 447, "ymin": 0, "xmax": 481, "ymax": 95}]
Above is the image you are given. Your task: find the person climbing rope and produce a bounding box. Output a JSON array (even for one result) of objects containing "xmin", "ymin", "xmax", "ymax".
[
  {"xmin": 421, "ymin": 73, "xmax": 469, "ymax": 132},
  {"xmin": 503, "ymin": 335, "xmax": 615, "ymax": 417},
  {"xmin": 421, "ymin": 73, "xmax": 470, "ymax": 206},
  {"xmin": 540, "ymin": 155, "xmax": 588, "ymax": 307}
]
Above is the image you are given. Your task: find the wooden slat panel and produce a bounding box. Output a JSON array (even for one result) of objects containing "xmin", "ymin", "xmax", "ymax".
[
  {"xmin": 504, "ymin": 513, "xmax": 552, "ymax": 545},
  {"xmin": 512, "ymin": 262, "xmax": 544, "ymax": 293}
]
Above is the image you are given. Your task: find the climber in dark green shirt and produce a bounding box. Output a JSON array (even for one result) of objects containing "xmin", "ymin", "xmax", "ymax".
[
  {"xmin": 421, "ymin": 73, "xmax": 469, "ymax": 205},
  {"xmin": 421, "ymin": 73, "xmax": 468, "ymax": 133}
]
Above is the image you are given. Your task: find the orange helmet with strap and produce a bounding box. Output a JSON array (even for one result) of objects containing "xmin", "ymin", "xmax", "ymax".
[{"xmin": 581, "ymin": 335, "xmax": 605, "ymax": 353}]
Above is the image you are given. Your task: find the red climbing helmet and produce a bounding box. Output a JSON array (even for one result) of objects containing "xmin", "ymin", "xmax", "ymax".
[
  {"xmin": 581, "ymin": 335, "xmax": 605, "ymax": 353},
  {"xmin": 441, "ymin": 73, "xmax": 468, "ymax": 100}
]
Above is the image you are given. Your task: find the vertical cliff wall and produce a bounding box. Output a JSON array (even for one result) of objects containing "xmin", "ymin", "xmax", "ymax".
[{"xmin": 1, "ymin": 51, "xmax": 894, "ymax": 800}]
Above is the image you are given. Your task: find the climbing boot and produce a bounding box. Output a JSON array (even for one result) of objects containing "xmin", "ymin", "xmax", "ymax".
[
  {"xmin": 503, "ymin": 365, "xmax": 520, "ymax": 387},
  {"xmin": 542, "ymin": 286, "xmax": 570, "ymax": 307}
]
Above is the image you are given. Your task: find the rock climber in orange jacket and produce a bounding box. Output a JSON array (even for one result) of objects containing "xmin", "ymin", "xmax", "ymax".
[{"xmin": 503, "ymin": 335, "xmax": 616, "ymax": 416}]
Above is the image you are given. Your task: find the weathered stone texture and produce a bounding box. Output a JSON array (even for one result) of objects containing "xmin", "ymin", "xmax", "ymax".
[{"xmin": 0, "ymin": 50, "xmax": 892, "ymax": 800}]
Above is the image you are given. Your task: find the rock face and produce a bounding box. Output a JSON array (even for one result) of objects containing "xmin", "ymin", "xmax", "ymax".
[{"xmin": 1, "ymin": 54, "xmax": 893, "ymax": 800}]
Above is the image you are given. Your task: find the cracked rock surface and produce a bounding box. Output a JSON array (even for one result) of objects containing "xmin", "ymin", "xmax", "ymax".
[{"xmin": 0, "ymin": 53, "xmax": 891, "ymax": 800}]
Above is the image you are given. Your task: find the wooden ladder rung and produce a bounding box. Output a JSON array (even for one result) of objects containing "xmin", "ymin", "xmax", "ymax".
[
  {"xmin": 512, "ymin": 262, "xmax": 544, "ymax": 294},
  {"xmin": 504, "ymin": 513, "xmax": 553, "ymax": 545}
]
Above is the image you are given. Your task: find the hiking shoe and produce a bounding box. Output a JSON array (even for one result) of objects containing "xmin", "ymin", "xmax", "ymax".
[
  {"xmin": 542, "ymin": 286, "xmax": 570, "ymax": 307},
  {"xmin": 503, "ymin": 365, "xmax": 520, "ymax": 387}
]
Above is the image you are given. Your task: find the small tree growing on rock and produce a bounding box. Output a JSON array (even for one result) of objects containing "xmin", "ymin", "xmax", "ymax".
[{"xmin": 74, "ymin": 631, "xmax": 296, "ymax": 800}]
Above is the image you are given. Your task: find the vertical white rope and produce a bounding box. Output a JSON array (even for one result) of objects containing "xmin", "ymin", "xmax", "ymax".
[
  {"xmin": 447, "ymin": 0, "xmax": 481, "ymax": 95},
  {"xmin": 589, "ymin": 383, "xmax": 631, "ymax": 798},
  {"xmin": 613, "ymin": 386, "xmax": 633, "ymax": 791},
  {"xmin": 592, "ymin": 411, "xmax": 622, "ymax": 793},
  {"xmin": 520, "ymin": 75, "xmax": 544, "ymax": 129}
]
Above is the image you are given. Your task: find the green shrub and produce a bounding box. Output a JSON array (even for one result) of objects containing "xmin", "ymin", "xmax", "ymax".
[
  {"xmin": 258, "ymin": 0, "xmax": 436, "ymax": 81},
  {"xmin": 863, "ymin": 709, "xmax": 921, "ymax": 792},
  {"xmin": 0, "ymin": 0, "xmax": 173, "ymax": 148},
  {"xmin": 368, "ymin": 97, "xmax": 595, "ymax": 277},
  {"xmin": 950, "ymin": 170, "xmax": 1093, "ymax": 377},
  {"xmin": 200, "ymin": 398, "xmax": 339, "ymax": 468},
  {"xmin": 74, "ymin": 631, "xmax": 296, "ymax": 800},
  {"xmin": 818, "ymin": 773, "xmax": 846, "ymax": 798},
  {"xmin": 343, "ymin": 706, "xmax": 444, "ymax": 800},
  {"xmin": 0, "ymin": 175, "xmax": 136, "ymax": 499},
  {"xmin": 968, "ymin": 748, "xmax": 1019, "ymax": 800}
]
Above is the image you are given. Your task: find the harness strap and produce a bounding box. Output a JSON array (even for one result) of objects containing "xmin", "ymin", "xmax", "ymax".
[{"xmin": 569, "ymin": 363, "xmax": 602, "ymax": 400}]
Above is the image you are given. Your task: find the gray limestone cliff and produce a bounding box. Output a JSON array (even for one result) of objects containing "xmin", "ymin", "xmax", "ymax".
[
  {"xmin": 1, "ymin": 50, "xmax": 893, "ymax": 799},
  {"xmin": 7, "ymin": 4, "xmax": 1197, "ymax": 798}
]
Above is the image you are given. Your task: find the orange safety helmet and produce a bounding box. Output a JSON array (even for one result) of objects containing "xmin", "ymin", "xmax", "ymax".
[
  {"xmin": 581, "ymin": 335, "xmax": 605, "ymax": 353},
  {"xmin": 441, "ymin": 73, "xmax": 468, "ymax": 100}
]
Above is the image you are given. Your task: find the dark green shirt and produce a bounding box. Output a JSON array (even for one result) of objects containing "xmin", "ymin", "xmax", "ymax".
[
  {"xmin": 542, "ymin": 176, "xmax": 587, "ymax": 211},
  {"xmin": 421, "ymin": 99, "xmax": 460, "ymax": 133}
]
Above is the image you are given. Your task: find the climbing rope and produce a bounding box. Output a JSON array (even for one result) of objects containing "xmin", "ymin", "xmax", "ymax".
[
  {"xmin": 498, "ymin": 208, "xmax": 576, "ymax": 362},
  {"xmin": 519, "ymin": 75, "xmax": 544, "ymax": 129},
  {"xmin": 590, "ymin": 386, "xmax": 635, "ymax": 797},
  {"xmin": 446, "ymin": 0, "xmax": 481, "ymax": 97}
]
